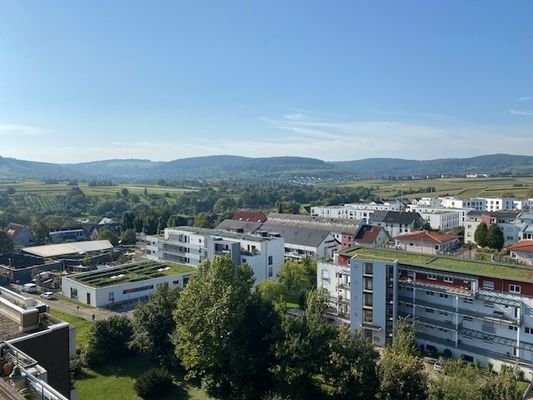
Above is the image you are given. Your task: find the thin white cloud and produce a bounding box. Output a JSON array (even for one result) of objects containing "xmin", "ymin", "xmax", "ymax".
[
  {"xmin": 283, "ymin": 113, "xmax": 305, "ymax": 121},
  {"xmin": 510, "ymin": 109, "xmax": 533, "ymax": 116},
  {"xmin": 519, "ymin": 96, "xmax": 532, "ymax": 101},
  {"xmin": 0, "ymin": 123, "xmax": 48, "ymax": 135}
]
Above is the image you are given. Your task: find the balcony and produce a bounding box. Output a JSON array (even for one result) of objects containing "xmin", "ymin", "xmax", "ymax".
[
  {"xmin": 0, "ymin": 342, "xmax": 67, "ymax": 400},
  {"xmin": 399, "ymin": 279, "xmax": 473, "ymax": 297}
]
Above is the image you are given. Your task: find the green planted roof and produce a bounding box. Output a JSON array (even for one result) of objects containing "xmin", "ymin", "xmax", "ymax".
[
  {"xmin": 69, "ymin": 261, "xmax": 196, "ymax": 287},
  {"xmin": 343, "ymin": 247, "xmax": 533, "ymax": 283}
]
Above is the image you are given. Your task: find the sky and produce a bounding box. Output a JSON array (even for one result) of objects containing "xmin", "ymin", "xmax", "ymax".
[{"xmin": 1, "ymin": 1, "xmax": 532, "ymax": 163}]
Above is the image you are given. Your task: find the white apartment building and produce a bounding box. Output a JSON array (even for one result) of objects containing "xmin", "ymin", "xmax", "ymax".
[
  {"xmin": 464, "ymin": 211, "xmax": 521, "ymax": 247},
  {"xmin": 311, "ymin": 201, "xmax": 403, "ymax": 223},
  {"xmin": 440, "ymin": 197, "xmax": 487, "ymax": 211},
  {"xmin": 318, "ymin": 248, "xmax": 533, "ymax": 380},
  {"xmin": 146, "ymin": 227, "xmax": 284, "ymax": 283},
  {"xmin": 407, "ymin": 205, "xmax": 463, "ymax": 230}
]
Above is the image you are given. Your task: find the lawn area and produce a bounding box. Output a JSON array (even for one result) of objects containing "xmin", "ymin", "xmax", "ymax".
[
  {"xmin": 76, "ymin": 355, "xmax": 211, "ymax": 400},
  {"xmin": 49, "ymin": 309, "xmax": 93, "ymax": 349}
]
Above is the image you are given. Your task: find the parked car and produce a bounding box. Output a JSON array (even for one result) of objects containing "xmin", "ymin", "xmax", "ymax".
[
  {"xmin": 40, "ymin": 291, "xmax": 55, "ymax": 300},
  {"xmin": 22, "ymin": 283, "xmax": 37, "ymax": 293}
]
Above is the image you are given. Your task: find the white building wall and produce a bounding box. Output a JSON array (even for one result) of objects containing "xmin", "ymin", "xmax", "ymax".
[{"xmin": 62, "ymin": 272, "xmax": 193, "ymax": 307}]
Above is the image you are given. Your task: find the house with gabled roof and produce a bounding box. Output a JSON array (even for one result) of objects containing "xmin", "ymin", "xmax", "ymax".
[
  {"xmin": 352, "ymin": 224, "xmax": 390, "ymax": 248},
  {"xmin": 509, "ymin": 240, "xmax": 533, "ymax": 266},
  {"xmin": 368, "ymin": 211, "xmax": 423, "ymax": 237},
  {"xmin": 394, "ymin": 230, "xmax": 459, "ymax": 255}
]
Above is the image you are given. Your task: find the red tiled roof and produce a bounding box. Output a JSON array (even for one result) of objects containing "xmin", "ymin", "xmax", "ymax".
[
  {"xmin": 5, "ymin": 223, "xmax": 27, "ymax": 239},
  {"xmin": 232, "ymin": 210, "xmax": 267, "ymax": 223},
  {"xmin": 509, "ymin": 240, "xmax": 533, "ymax": 253},
  {"xmin": 354, "ymin": 225, "xmax": 384, "ymax": 244},
  {"xmin": 394, "ymin": 230, "xmax": 457, "ymax": 244}
]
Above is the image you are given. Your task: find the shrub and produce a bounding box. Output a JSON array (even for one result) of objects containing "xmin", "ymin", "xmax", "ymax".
[
  {"xmin": 442, "ymin": 349, "xmax": 452, "ymax": 359},
  {"xmin": 134, "ymin": 368, "xmax": 174, "ymax": 399},
  {"xmin": 84, "ymin": 315, "xmax": 133, "ymax": 367}
]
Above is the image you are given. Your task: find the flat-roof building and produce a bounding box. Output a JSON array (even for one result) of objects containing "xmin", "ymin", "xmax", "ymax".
[{"xmin": 61, "ymin": 260, "xmax": 195, "ymax": 307}]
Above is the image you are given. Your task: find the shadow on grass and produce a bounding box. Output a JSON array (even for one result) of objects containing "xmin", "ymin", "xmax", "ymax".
[{"xmin": 80, "ymin": 354, "xmax": 202, "ymax": 400}]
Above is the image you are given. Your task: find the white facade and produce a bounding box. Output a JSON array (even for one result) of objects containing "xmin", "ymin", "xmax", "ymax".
[
  {"xmin": 311, "ymin": 201, "xmax": 403, "ymax": 223},
  {"xmin": 62, "ymin": 264, "xmax": 194, "ymax": 307},
  {"xmin": 318, "ymin": 256, "xmax": 533, "ymax": 381},
  {"xmin": 407, "ymin": 206, "xmax": 462, "ymax": 230},
  {"xmin": 146, "ymin": 227, "xmax": 284, "ymax": 283}
]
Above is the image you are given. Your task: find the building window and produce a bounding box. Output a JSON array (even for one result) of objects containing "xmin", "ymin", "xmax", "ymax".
[
  {"xmin": 443, "ymin": 276, "xmax": 453, "ymax": 283},
  {"xmin": 321, "ymin": 270, "xmax": 330, "ymax": 282},
  {"xmin": 463, "ymin": 298, "xmax": 473, "ymax": 304},
  {"xmin": 426, "ymin": 290, "xmax": 434, "ymax": 296},
  {"xmin": 123, "ymin": 285, "xmax": 154, "ymax": 294},
  {"xmin": 70, "ymin": 287, "xmax": 78, "ymax": 299},
  {"xmin": 364, "ymin": 293, "xmax": 373, "ymax": 307},
  {"xmin": 363, "ymin": 309, "xmax": 373, "ymax": 323},
  {"xmin": 268, "ymin": 255, "xmax": 273, "ymax": 265},
  {"xmin": 482, "ymin": 280, "xmax": 494, "ymax": 290},
  {"xmin": 439, "ymin": 293, "xmax": 448, "ymax": 298},
  {"xmin": 364, "ymin": 278, "xmax": 373, "ymax": 291},
  {"xmin": 463, "ymin": 316, "xmax": 473, "ymax": 322},
  {"xmin": 268, "ymin": 266, "xmax": 273, "ymax": 278},
  {"xmin": 525, "ymin": 327, "xmax": 532, "ymax": 334},
  {"xmin": 108, "ymin": 292, "xmax": 115, "ymax": 303},
  {"xmin": 509, "ymin": 284, "xmax": 521, "ymax": 294},
  {"xmin": 425, "ymin": 308, "xmax": 434, "ymax": 314},
  {"xmin": 508, "ymin": 325, "xmax": 518, "ymax": 331},
  {"xmin": 427, "ymin": 274, "xmax": 437, "ymax": 280},
  {"xmin": 364, "ymin": 263, "xmax": 373, "ymax": 275}
]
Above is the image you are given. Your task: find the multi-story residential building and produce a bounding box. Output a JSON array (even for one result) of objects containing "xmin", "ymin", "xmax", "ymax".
[
  {"xmin": 311, "ymin": 200, "xmax": 403, "ymax": 222},
  {"xmin": 407, "ymin": 205, "xmax": 466, "ymax": 229},
  {"xmin": 48, "ymin": 227, "xmax": 88, "ymax": 243},
  {"xmin": 146, "ymin": 227, "xmax": 284, "ymax": 282},
  {"xmin": 0, "ymin": 287, "xmax": 74, "ymax": 399},
  {"xmin": 61, "ymin": 260, "xmax": 195, "ymax": 307},
  {"xmin": 352, "ymin": 225, "xmax": 390, "ymax": 248},
  {"xmin": 318, "ymin": 247, "xmax": 533, "ymax": 380},
  {"xmin": 464, "ymin": 211, "xmax": 521, "ymax": 246},
  {"xmin": 517, "ymin": 212, "xmax": 533, "ymax": 241},
  {"xmin": 394, "ymin": 231, "xmax": 459, "ymax": 255},
  {"xmin": 410, "ymin": 197, "xmax": 443, "ymax": 208},
  {"xmin": 368, "ymin": 211, "xmax": 424, "ymax": 237},
  {"xmin": 440, "ymin": 197, "xmax": 487, "ymax": 211}
]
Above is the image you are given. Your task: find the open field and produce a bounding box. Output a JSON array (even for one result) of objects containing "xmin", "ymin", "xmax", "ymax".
[
  {"xmin": 0, "ymin": 180, "xmax": 195, "ymax": 197},
  {"xmin": 330, "ymin": 177, "xmax": 533, "ymax": 199}
]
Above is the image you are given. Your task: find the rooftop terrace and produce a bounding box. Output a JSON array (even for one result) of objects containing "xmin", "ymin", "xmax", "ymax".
[
  {"xmin": 68, "ymin": 260, "xmax": 196, "ymax": 287},
  {"xmin": 343, "ymin": 247, "xmax": 533, "ymax": 283}
]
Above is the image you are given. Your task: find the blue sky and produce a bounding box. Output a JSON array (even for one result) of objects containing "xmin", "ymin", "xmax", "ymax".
[{"xmin": 1, "ymin": 1, "xmax": 532, "ymax": 163}]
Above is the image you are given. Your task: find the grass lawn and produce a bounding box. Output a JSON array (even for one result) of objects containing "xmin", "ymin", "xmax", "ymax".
[
  {"xmin": 49, "ymin": 309, "xmax": 93, "ymax": 349},
  {"xmin": 76, "ymin": 355, "xmax": 211, "ymax": 400}
]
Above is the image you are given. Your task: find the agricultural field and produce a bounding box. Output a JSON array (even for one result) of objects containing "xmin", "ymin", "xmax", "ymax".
[{"xmin": 331, "ymin": 176, "xmax": 533, "ymax": 199}]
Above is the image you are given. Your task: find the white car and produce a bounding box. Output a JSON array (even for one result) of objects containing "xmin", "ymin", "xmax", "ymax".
[{"xmin": 40, "ymin": 291, "xmax": 55, "ymax": 300}]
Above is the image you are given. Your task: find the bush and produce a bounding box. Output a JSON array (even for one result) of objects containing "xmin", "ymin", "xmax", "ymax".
[
  {"xmin": 134, "ymin": 368, "xmax": 174, "ymax": 399},
  {"xmin": 84, "ymin": 316, "xmax": 133, "ymax": 367},
  {"xmin": 443, "ymin": 349, "xmax": 452, "ymax": 359}
]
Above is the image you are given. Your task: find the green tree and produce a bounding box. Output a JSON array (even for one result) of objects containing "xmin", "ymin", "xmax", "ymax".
[
  {"xmin": 257, "ymin": 279, "xmax": 287, "ymax": 303},
  {"xmin": 175, "ymin": 256, "xmax": 278, "ymax": 399},
  {"xmin": 167, "ymin": 214, "xmax": 188, "ymax": 228},
  {"xmin": 278, "ymin": 261, "xmax": 314, "ymax": 301},
  {"xmin": 324, "ymin": 326, "xmax": 379, "ymax": 400},
  {"xmin": 122, "ymin": 212, "xmax": 135, "ymax": 230},
  {"xmin": 192, "ymin": 212, "xmax": 210, "ymax": 228},
  {"xmin": 97, "ymin": 228, "xmax": 119, "ymax": 246},
  {"xmin": 84, "ymin": 316, "xmax": 133, "ymax": 367},
  {"xmin": 379, "ymin": 317, "xmax": 428, "ymax": 400},
  {"xmin": 120, "ymin": 187, "xmax": 129, "ymax": 197},
  {"xmin": 474, "ymin": 222, "xmax": 489, "ymax": 247},
  {"xmin": 120, "ymin": 229, "xmax": 137, "ymax": 245},
  {"xmin": 429, "ymin": 359, "xmax": 482, "ymax": 400},
  {"xmin": 480, "ymin": 367, "xmax": 522, "ymax": 400},
  {"xmin": 487, "ymin": 223, "xmax": 504, "ymax": 251},
  {"xmin": 134, "ymin": 216, "xmax": 144, "ymax": 233},
  {"xmin": 273, "ymin": 289, "xmax": 336, "ymax": 399},
  {"xmin": 130, "ymin": 285, "xmax": 180, "ymax": 365},
  {"xmin": 143, "ymin": 214, "xmax": 159, "ymax": 235},
  {"xmin": 0, "ymin": 231, "xmax": 14, "ymax": 252}
]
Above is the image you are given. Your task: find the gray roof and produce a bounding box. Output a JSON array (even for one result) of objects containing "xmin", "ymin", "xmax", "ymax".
[
  {"xmin": 369, "ymin": 211, "xmax": 423, "ymax": 225},
  {"xmin": 215, "ymin": 219, "xmax": 263, "ymax": 234},
  {"xmin": 260, "ymin": 222, "xmax": 332, "ymax": 248},
  {"xmin": 22, "ymin": 240, "xmax": 113, "ymax": 258},
  {"xmin": 267, "ymin": 213, "xmax": 361, "ymax": 228}
]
